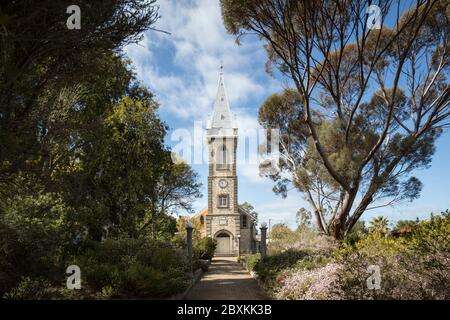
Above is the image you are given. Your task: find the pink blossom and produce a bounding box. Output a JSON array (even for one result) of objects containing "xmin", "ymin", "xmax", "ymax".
[{"xmin": 276, "ymin": 263, "xmax": 343, "ymax": 300}]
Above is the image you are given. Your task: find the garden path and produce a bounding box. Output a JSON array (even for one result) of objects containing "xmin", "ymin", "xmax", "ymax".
[{"xmin": 185, "ymin": 257, "xmax": 266, "ymax": 300}]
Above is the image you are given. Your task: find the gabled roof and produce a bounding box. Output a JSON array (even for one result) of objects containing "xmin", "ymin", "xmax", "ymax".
[
  {"xmin": 193, "ymin": 207, "xmax": 208, "ymax": 218},
  {"xmin": 238, "ymin": 206, "xmax": 258, "ymax": 222}
]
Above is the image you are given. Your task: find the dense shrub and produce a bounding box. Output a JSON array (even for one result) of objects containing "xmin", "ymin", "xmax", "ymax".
[
  {"xmin": 3, "ymin": 237, "xmax": 190, "ymax": 299},
  {"xmin": 72, "ymin": 238, "xmax": 189, "ymax": 298},
  {"xmin": 245, "ymin": 253, "xmax": 261, "ymax": 272},
  {"xmin": 408, "ymin": 213, "xmax": 450, "ymax": 297},
  {"xmin": 242, "ymin": 226, "xmax": 339, "ymax": 298},
  {"xmin": 248, "ymin": 213, "xmax": 450, "ymax": 300},
  {"xmin": 2, "ymin": 277, "xmax": 80, "ymax": 300},
  {"xmin": 276, "ymin": 263, "xmax": 343, "ymax": 300},
  {"xmin": 337, "ymin": 213, "xmax": 450, "ymax": 299},
  {"xmin": 0, "ymin": 187, "xmax": 74, "ymax": 296},
  {"xmin": 193, "ymin": 237, "xmax": 217, "ymax": 260},
  {"xmin": 253, "ymin": 249, "xmax": 333, "ymax": 297},
  {"xmin": 335, "ymin": 235, "xmax": 410, "ymax": 299},
  {"xmin": 267, "ymin": 213, "xmax": 450, "ymax": 300}
]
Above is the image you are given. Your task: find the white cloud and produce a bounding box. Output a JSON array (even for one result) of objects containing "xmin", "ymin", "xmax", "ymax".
[
  {"xmin": 124, "ymin": 0, "xmax": 280, "ymax": 183},
  {"xmin": 123, "ymin": 0, "xmax": 301, "ymax": 223},
  {"xmin": 125, "ymin": 0, "xmax": 269, "ymax": 121}
]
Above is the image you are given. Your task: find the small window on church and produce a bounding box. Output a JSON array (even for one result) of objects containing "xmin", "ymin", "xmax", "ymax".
[
  {"xmin": 200, "ymin": 216, "xmax": 204, "ymax": 225},
  {"xmin": 218, "ymin": 195, "xmax": 229, "ymax": 208},
  {"xmin": 242, "ymin": 215, "xmax": 248, "ymax": 228}
]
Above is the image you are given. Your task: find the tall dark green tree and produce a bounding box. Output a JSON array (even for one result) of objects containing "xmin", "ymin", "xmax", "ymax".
[
  {"xmin": 0, "ymin": 0, "xmax": 159, "ymax": 183},
  {"xmin": 0, "ymin": 0, "xmax": 202, "ymax": 296}
]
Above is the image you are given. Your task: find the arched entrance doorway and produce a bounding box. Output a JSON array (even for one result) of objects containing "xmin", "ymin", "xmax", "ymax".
[{"xmin": 215, "ymin": 231, "xmax": 232, "ymax": 255}]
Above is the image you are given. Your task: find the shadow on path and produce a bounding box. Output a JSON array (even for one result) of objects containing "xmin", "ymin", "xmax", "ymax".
[{"xmin": 185, "ymin": 257, "xmax": 267, "ymax": 300}]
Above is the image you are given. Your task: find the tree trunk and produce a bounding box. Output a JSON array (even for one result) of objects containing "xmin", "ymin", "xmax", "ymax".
[{"xmin": 329, "ymin": 189, "xmax": 357, "ymax": 239}]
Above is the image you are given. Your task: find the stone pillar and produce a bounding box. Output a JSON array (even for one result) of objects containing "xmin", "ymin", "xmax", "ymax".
[
  {"xmin": 237, "ymin": 234, "xmax": 241, "ymax": 256},
  {"xmin": 260, "ymin": 222, "xmax": 268, "ymax": 259},
  {"xmin": 186, "ymin": 221, "xmax": 193, "ymax": 278}
]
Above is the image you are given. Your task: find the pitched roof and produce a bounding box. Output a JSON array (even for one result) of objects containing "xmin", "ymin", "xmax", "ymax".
[{"xmin": 193, "ymin": 207, "xmax": 208, "ymax": 218}]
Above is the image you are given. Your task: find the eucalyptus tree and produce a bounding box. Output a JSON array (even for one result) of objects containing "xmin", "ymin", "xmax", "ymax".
[{"xmin": 221, "ymin": 0, "xmax": 449, "ymax": 238}]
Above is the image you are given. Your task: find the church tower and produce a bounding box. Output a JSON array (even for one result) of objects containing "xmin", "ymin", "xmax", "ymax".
[{"xmin": 205, "ymin": 65, "xmax": 240, "ymax": 255}]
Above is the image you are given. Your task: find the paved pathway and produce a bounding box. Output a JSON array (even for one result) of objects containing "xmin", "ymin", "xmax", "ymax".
[{"xmin": 185, "ymin": 257, "xmax": 266, "ymax": 300}]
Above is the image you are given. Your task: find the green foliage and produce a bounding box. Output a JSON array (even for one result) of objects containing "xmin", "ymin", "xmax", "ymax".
[
  {"xmin": 269, "ymin": 223, "xmax": 294, "ymax": 241},
  {"xmin": 296, "ymin": 208, "xmax": 312, "ymax": 230},
  {"xmin": 0, "ymin": 0, "xmax": 202, "ymax": 299},
  {"xmin": 293, "ymin": 254, "xmax": 331, "ymax": 271},
  {"xmin": 336, "ymin": 212, "xmax": 450, "ymax": 299},
  {"xmin": 406, "ymin": 213, "xmax": 450, "ymax": 297},
  {"xmin": 259, "ymin": 250, "xmax": 311, "ymax": 274},
  {"xmin": 3, "ymin": 238, "xmax": 191, "ymax": 299},
  {"xmin": 344, "ymin": 220, "xmax": 367, "ymax": 244},
  {"xmin": 153, "ymin": 214, "xmax": 178, "ymax": 241},
  {"xmin": 251, "ymin": 212, "xmax": 449, "ymax": 299},
  {"xmin": 3, "ymin": 277, "xmax": 78, "ymax": 300},
  {"xmin": 368, "ymin": 216, "xmax": 390, "ymax": 236},
  {"xmin": 0, "ymin": 182, "xmax": 74, "ymax": 294},
  {"xmin": 176, "ymin": 216, "xmax": 203, "ymax": 242},
  {"xmin": 245, "ymin": 253, "xmax": 261, "ymax": 272},
  {"xmin": 239, "ymin": 202, "xmax": 258, "ymax": 224},
  {"xmin": 0, "ymin": 0, "xmax": 203, "ymax": 300},
  {"xmin": 251, "ymin": 249, "xmax": 333, "ymax": 297},
  {"xmin": 193, "ymin": 237, "xmax": 217, "ymax": 260},
  {"xmin": 73, "ymin": 239, "xmax": 189, "ymax": 298},
  {"xmin": 1, "ymin": 1, "xmax": 160, "ymax": 183},
  {"xmin": 395, "ymin": 219, "xmax": 419, "ymax": 229}
]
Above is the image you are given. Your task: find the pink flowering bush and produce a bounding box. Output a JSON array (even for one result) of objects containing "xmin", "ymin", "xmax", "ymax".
[
  {"xmin": 336, "ymin": 213, "xmax": 450, "ymax": 299},
  {"xmin": 259, "ymin": 213, "xmax": 449, "ymax": 300},
  {"xmin": 276, "ymin": 263, "xmax": 343, "ymax": 300}
]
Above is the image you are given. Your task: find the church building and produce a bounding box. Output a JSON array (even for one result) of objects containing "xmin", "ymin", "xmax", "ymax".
[{"xmin": 194, "ymin": 67, "xmax": 258, "ymax": 256}]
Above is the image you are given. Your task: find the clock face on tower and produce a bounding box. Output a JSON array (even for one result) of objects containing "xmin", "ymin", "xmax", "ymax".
[{"xmin": 218, "ymin": 179, "xmax": 228, "ymax": 189}]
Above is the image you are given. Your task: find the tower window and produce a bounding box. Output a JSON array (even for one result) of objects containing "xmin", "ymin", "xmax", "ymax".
[
  {"xmin": 242, "ymin": 215, "xmax": 248, "ymax": 228},
  {"xmin": 218, "ymin": 195, "xmax": 229, "ymax": 208},
  {"xmin": 216, "ymin": 145, "xmax": 229, "ymax": 170},
  {"xmin": 200, "ymin": 216, "xmax": 204, "ymax": 225}
]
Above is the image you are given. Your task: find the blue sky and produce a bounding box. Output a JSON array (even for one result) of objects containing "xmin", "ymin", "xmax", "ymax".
[{"xmin": 125, "ymin": 0, "xmax": 450, "ymax": 228}]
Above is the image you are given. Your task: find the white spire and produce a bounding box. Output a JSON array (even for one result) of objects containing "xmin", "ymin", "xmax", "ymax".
[{"xmin": 210, "ymin": 63, "xmax": 233, "ymax": 129}]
